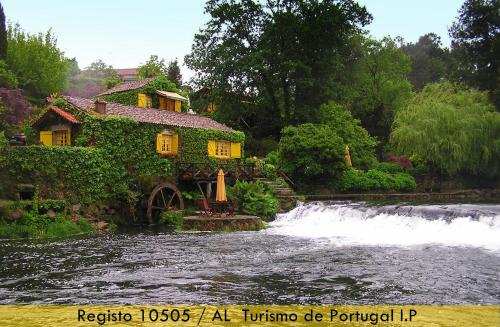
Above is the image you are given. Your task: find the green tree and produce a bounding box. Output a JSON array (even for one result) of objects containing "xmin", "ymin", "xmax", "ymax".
[
  {"xmin": 186, "ymin": 0, "xmax": 371, "ymax": 136},
  {"xmin": 0, "ymin": 2, "xmax": 6, "ymax": 60},
  {"xmin": 6, "ymin": 24, "xmax": 69, "ymax": 100},
  {"xmin": 278, "ymin": 123, "xmax": 347, "ymax": 183},
  {"xmin": 0, "ymin": 60, "xmax": 17, "ymax": 88},
  {"xmin": 449, "ymin": 0, "xmax": 500, "ymax": 108},
  {"xmin": 83, "ymin": 59, "xmax": 115, "ymax": 79},
  {"xmin": 402, "ymin": 33, "xmax": 451, "ymax": 91},
  {"xmin": 346, "ymin": 36, "xmax": 413, "ymax": 146},
  {"xmin": 317, "ymin": 102, "xmax": 377, "ymax": 169},
  {"xmin": 390, "ymin": 82, "xmax": 500, "ymax": 178},
  {"xmin": 138, "ymin": 55, "xmax": 167, "ymax": 79},
  {"xmin": 167, "ymin": 58, "xmax": 182, "ymax": 87},
  {"xmin": 83, "ymin": 59, "xmax": 122, "ymax": 89}
]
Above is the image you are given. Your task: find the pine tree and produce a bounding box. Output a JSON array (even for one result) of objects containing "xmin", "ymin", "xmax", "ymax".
[
  {"xmin": 167, "ymin": 59, "xmax": 182, "ymax": 88},
  {"xmin": 0, "ymin": 2, "xmax": 6, "ymax": 60}
]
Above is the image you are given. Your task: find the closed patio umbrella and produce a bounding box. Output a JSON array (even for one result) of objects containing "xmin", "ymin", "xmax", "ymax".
[
  {"xmin": 345, "ymin": 144, "xmax": 352, "ymax": 167},
  {"xmin": 216, "ymin": 169, "xmax": 227, "ymax": 202}
]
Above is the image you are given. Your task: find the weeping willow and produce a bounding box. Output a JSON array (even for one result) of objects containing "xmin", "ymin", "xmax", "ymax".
[{"xmin": 390, "ymin": 82, "xmax": 500, "ymax": 177}]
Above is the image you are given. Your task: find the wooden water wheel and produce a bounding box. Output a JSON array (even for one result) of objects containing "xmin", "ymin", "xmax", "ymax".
[{"xmin": 146, "ymin": 182, "xmax": 184, "ymax": 224}]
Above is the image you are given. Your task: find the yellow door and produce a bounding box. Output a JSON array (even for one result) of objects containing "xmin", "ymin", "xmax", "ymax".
[
  {"xmin": 175, "ymin": 100, "xmax": 181, "ymax": 112},
  {"xmin": 40, "ymin": 131, "xmax": 53, "ymax": 146}
]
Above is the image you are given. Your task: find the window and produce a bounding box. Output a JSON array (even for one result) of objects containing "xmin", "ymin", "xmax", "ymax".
[
  {"xmin": 156, "ymin": 133, "xmax": 179, "ymax": 154},
  {"xmin": 215, "ymin": 141, "xmax": 230, "ymax": 158},
  {"xmin": 158, "ymin": 135, "xmax": 172, "ymax": 153},
  {"xmin": 208, "ymin": 140, "xmax": 238, "ymax": 158},
  {"xmin": 54, "ymin": 130, "xmax": 70, "ymax": 146}
]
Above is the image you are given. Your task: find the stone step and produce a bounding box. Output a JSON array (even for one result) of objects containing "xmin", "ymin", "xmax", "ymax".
[
  {"xmin": 275, "ymin": 192, "xmax": 295, "ymax": 197},
  {"xmin": 269, "ymin": 185, "xmax": 291, "ymax": 189},
  {"xmin": 254, "ymin": 177, "xmax": 300, "ymax": 212},
  {"xmin": 277, "ymin": 195, "xmax": 302, "ymax": 199},
  {"xmin": 274, "ymin": 187, "xmax": 294, "ymax": 192}
]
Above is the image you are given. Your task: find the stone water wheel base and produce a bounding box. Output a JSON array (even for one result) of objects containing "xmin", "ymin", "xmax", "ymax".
[{"xmin": 183, "ymin": 215, "xmax": 265, "ymax": 232}]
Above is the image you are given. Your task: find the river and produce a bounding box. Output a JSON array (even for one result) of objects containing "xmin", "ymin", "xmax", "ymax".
[{"xmin": 0, "ymin": 202, "xmax": 499, "ymax": 304}]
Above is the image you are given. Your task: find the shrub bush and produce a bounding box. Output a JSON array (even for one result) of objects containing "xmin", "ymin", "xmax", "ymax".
[
  {"xmin": 339, "ymin": 169, "xmax": 416, "ymax": 192},
  {"xmin": 263, "ymin": 163, "xmax": 277, "ymax": 180},
  {"xmin": 375, "ymin": 162, "xmax": 404, "ymax": 174},
  {"xmin": 0, "ymin": 211, "xmax": 94, "ymax": 239},
  {"xmin": 227, "ymin": 181, "xmax": 279, "ymax": 219},
  {"xmin": 264, "ymin": 150, "xmax": 280, "ymax": 166},
  {"xmin": 160, "ymin": 211, "xmax": 183, "ymax": 230},
  {"xmin": 393, "ymin": 173, "xmax": 417, "ymax": 192}
]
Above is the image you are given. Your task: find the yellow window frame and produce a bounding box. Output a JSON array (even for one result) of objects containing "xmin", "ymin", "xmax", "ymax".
[
  {"xmin": 54, "ymin": 129, "xmax": 70, "ymax": 146},
  {"xmin": 156, "ymin": 133, "xmax": 179, "ymax": 155},
  {"xmin": 215, "ymin": 141, "xmax": 230, "ymax": 158}
]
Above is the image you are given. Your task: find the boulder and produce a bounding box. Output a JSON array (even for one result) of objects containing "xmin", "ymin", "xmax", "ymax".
[
  {"xmin": 95, "ymin": 221, "xmax": 109, "ymax": 230},
  {"xmin": 47, "ymin": 209, "xmax": 56, "ymax": 219}
]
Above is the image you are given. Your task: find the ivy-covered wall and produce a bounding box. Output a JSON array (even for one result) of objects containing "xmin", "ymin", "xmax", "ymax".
[
  {"xmin": 177, "ymin": 127, "xmax": 245, "ymax": 163},
  {"xmin": 0, "ymin": 146, "xmax": 113, "ymax": 203},
  {"xmin": 100, "ymin": 90, "xmax": 138, "ymax": 107}
]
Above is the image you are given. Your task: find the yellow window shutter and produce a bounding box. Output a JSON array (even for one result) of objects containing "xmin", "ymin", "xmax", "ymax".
[
  {"xmin": 66, "ymin": 129, "xmax": 71, "ymax": 145},
  {"xmin": 40, "ymin": 131, "xmax": 52, "ymax": 146},
  {"xmin": 156, "ymin": 133, "xmax": 162, "ymax": 153},
  {"xmin": 230, "ymin": 142, "xmax": 241, "ymax": 158},
  {"xmin": 208, "ymin": 140, "xmax": 216, "ymax": 157},
  {"xmin": 171, "ymin": 134, "xmax": 179, "ymax": 154},
  {"xmin": 159, "ymin": 97, "xmax": 166, "ymax": 110},
  {"xmin": 175, "ymin": 100, "xmax": 181, "ymax": 112},
  {"xmin": 138, "ymin": 93, "xmax": 146, "ymax": 108}
]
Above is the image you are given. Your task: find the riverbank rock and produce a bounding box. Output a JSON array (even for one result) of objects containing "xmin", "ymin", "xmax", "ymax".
[
  {"xmin": 95, "ymin": 221, "xmax": 109, "ymax": 230},
  {"xmin": 47, "ymin": 209, "xmax": 56, "ymax": 219},
  {"xmin": 3, "ymin": 208, "xmax": 23, "ymax": 221},
  {"xmin": 183, "ymin": 215, "xmax": 264, "ymax": 232}
]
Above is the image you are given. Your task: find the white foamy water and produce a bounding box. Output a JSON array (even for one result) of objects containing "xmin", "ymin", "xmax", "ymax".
[{"xmin": 268, "ymin": 202, "xmax": 500, "ymax": 251}]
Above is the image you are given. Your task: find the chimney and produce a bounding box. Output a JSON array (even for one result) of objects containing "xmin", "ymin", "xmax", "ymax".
[{"xmin": 94, "ymin": 99, "xmax": 107, "ymax": 114}]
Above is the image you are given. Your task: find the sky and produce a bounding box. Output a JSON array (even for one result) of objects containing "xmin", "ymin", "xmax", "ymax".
[{"xmin": 2, "ymin": 0, "xmax": 464, "ymax": 80}]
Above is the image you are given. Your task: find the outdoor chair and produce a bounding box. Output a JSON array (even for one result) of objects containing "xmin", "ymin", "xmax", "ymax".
[{"xmin": 199, "ymin": 197, "xmax": 215, "ymax": 217}]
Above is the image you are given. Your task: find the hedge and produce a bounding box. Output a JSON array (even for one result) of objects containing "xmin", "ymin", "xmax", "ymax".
[
  {"xmin": 339, "ymin": 169, "xmax": 416, "ymax": 192},
  {"xmin": 0, "ymin": 146, "xmax": 113, "ymax": 203}
]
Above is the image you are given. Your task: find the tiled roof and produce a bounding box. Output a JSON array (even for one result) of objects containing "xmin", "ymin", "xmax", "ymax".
[
  {"xmin": 33, "ymin": 107, "xmax": 81, "ymax": 127},
  {"xmin": 97, "ymin": 78, "xmax": 154, "ymax": 96},
  {"xmin": 62, "ymin": 96, "xmax": 235, "ymax": 132},
  {"xmin": 51, "ymin": 107, "xmax": 81, "ymax": 124}
]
